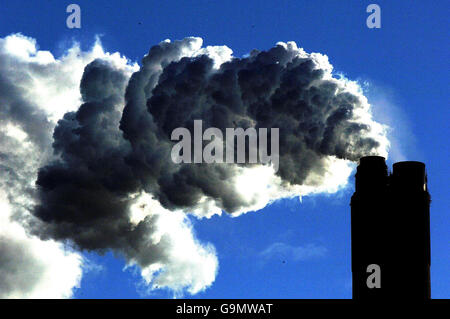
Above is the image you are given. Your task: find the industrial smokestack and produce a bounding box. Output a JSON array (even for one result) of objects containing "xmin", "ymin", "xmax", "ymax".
[{"xmin": 351, "ymin": 156, "xmax": 431, "ymax": 300}]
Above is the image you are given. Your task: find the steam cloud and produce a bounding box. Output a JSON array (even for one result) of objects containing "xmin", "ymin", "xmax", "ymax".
[{"xmin": 0, "ymin": 34, "xmax": 388, "ymax": 297}]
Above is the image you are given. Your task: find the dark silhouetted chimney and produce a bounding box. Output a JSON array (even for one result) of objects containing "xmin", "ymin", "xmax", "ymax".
[{"xmin": 351, "ymin": 156, "xmax": 431, "ymax": 300}]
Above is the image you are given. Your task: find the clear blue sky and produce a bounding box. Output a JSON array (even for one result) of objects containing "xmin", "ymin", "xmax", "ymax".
[{"xmin": 0, "ymin": 0, "xmax": 448, "ymax": 298}]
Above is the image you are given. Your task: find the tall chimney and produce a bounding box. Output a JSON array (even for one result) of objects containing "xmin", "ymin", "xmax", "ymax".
[{"xmin": 351, "ymin": 156, "xmax": 431, "ymax": 300}]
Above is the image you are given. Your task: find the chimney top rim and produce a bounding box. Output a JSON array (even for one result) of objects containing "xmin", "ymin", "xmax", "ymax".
[
  {"xmin": 358, "ymin": 156, "xmax": 386, "ymax": 166},
  {"xmin": 393, "ymin": 161, "xmax": 426, "ymax": 172},
  {"xmin": 393, "ymin": 160, "xmax": 425, "ymax": 166}
]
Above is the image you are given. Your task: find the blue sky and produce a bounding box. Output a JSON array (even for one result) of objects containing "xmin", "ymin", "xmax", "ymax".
[{"xmin": 0, "ymin": 1, "xmax": 448, "ymax": 298}]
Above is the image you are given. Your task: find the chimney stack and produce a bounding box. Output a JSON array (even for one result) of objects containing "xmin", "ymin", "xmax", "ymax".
[{"xmin": 351, "ymin": 156, "xmax": 431, "ymax": 300}]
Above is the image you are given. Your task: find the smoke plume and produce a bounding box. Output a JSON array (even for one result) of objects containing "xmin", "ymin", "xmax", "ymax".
[{"xmin": 0, "ymin": 34, "xmax": 388, "ymax": 297}]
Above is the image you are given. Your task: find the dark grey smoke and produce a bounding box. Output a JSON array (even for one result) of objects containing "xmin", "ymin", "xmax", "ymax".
[
  {"xmin": 31, "ymin": 38, "xmax": 384, "ymax": 269},
  {"xmin": 33, "ymin": 60, "xmax": 168, "ymax": 269},
  {"xmin": 119, "ymin": 40, "xmax": 380, "ymax": 210}
]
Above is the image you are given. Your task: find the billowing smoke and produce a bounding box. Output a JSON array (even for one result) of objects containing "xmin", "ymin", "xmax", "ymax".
[
  {"xmin": 0, "ymin": 33, "xmax": 125, "ymax": 298},
  {"xmin": 0, "ymin": 34, "xmax": 388, "ymax": 297}
]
